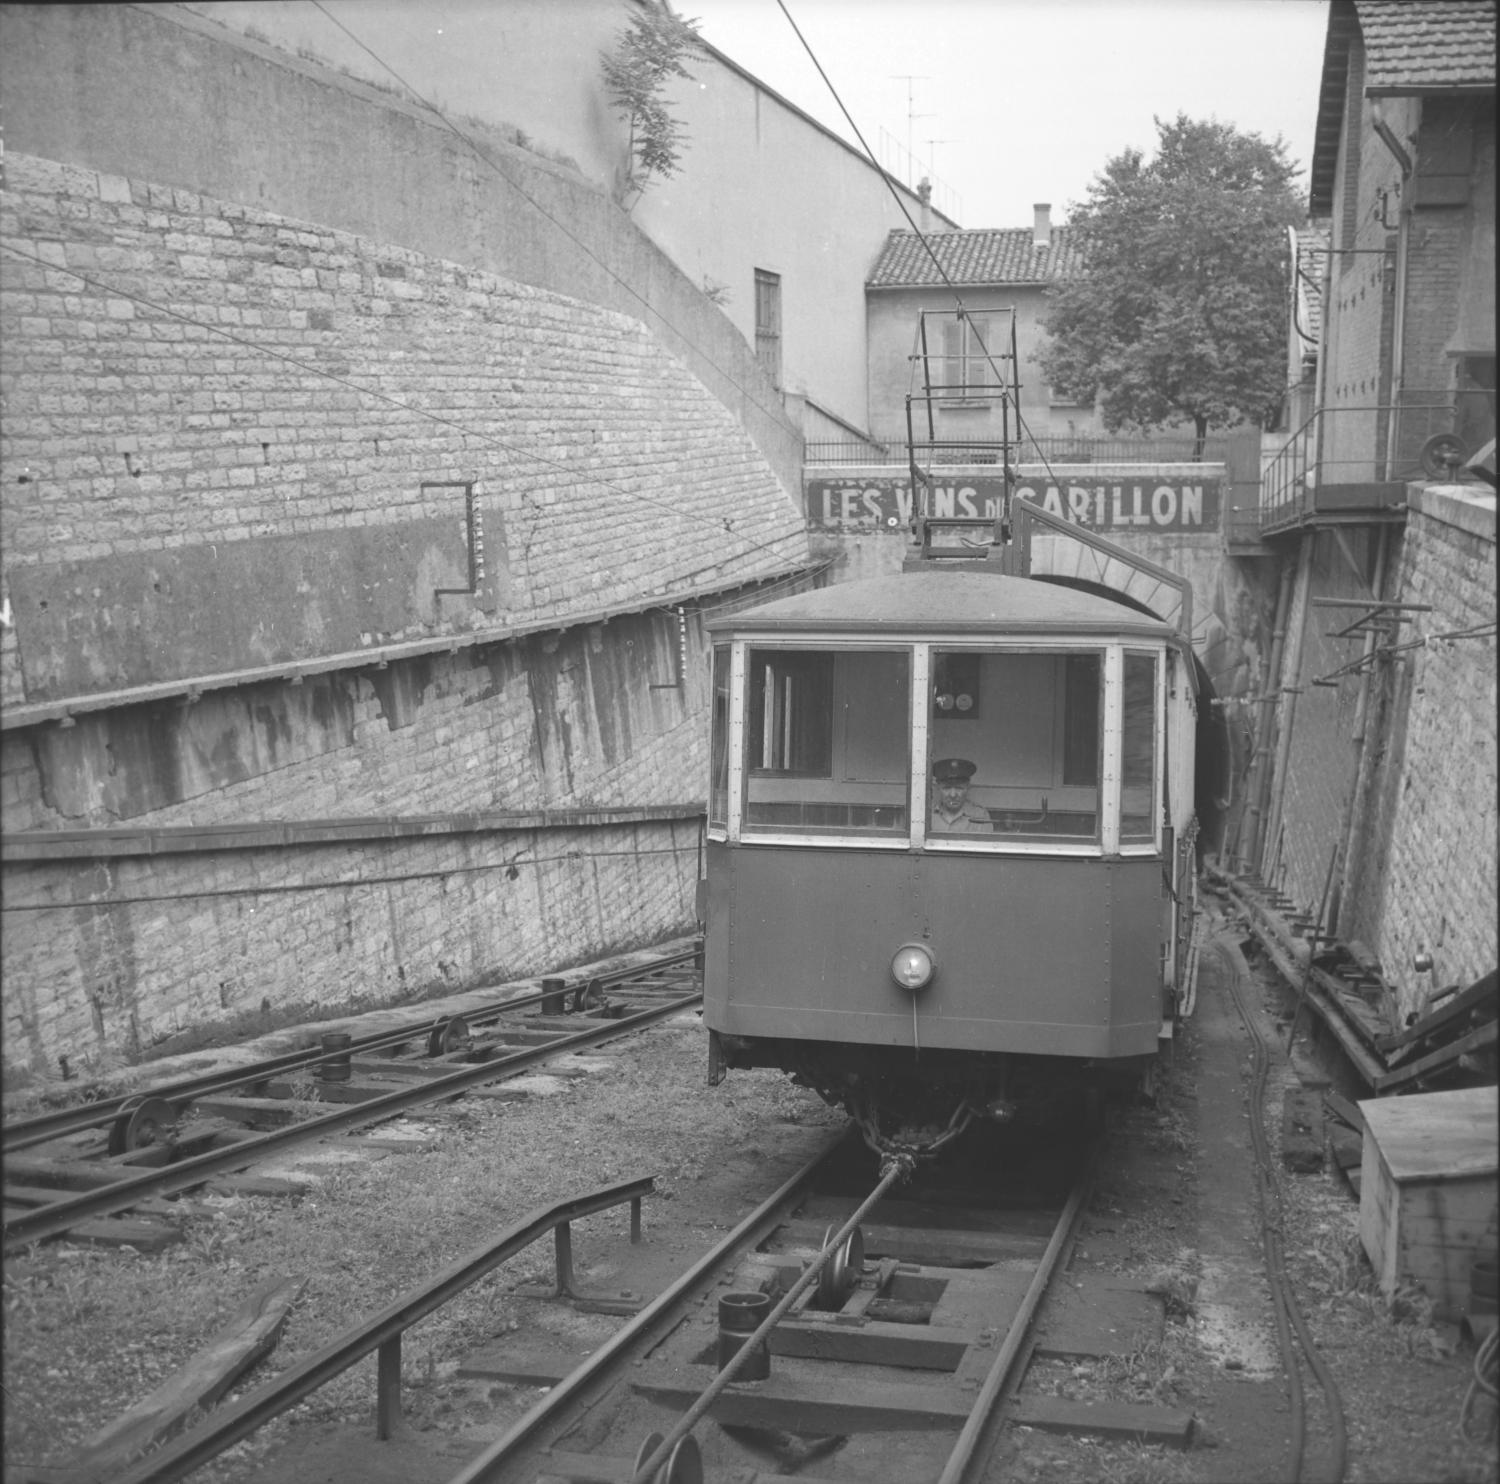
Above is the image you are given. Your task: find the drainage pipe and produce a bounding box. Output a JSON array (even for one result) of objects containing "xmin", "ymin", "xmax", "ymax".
[{"xmin": 1261, "ymin": 532, "xmax": 1315, "ymax": 887}]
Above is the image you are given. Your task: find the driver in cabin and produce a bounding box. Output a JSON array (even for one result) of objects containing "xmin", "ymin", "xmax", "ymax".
[{"xmin": 930, "ymin": 757, "xmax": 993, "ymax": 832}]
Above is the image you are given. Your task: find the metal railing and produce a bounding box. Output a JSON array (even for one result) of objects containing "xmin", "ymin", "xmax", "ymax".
[
  {"xmin": 1259, "ymin": 391, "xmax": 1471, "ymax": 531},
  {"xmin": 805, "ymin": 433, "xmax": 1246, "ymax": 467},
  {"xmin": 107, "ymin": 1179, "xmax": 654, "ymax": 1483}
]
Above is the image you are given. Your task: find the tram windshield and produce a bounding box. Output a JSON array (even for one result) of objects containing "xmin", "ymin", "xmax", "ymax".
[
  {"xmin": 928, "ymin": 648, "xmax": 1100, "ymax": 840},
  {"xmin": 716, "ymin": 641, "xmax": 1160, "ymax": 850},
  {"xmin": 743, "ymin": 648, "xmax": 911, "ymax": 834}
]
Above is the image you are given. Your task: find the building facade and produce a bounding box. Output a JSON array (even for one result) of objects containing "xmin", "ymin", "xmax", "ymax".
[
  {"xmin": 863, "ymin": 206, "xmax": 1104, "ymax": 455},
  {"xmin": 1246, "ymin": 0, "xmax": 1496, "ymax": 1021}
]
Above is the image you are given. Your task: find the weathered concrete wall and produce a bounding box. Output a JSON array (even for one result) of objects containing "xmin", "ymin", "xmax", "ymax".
[
  {"xmin": 0, "ymin": 151, "xmax": 807, "ymax": 711},
  {"xmin": 1264, "ymin": 525, "xmax": 1385, "ymax": 921},
  {"xmin": 164, "ymin": 0, "xmax": 940, "ymax": 438},
  {"xmin": 1, "ymin": 604, "xmax": 728, "ymax": 1080},
  {"xmin": 0, "ymin": 2, "xmax": 829, "ymax": 1087},
  {"xmin": 1267, "ymin": 486, "xmax": 1497, "ymax": 1018},
  {"xmin": 0, "ymin": 2, "xmax": 803, "ymax": 500},
  {"xmin": 1359, "ymin": 487, "xmax": 1496, "ymax": 1018}
]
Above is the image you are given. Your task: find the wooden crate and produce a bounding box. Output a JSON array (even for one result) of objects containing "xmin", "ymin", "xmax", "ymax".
[{"xmin": 1358, "ymin": 1085, "xmax": 1498, "ymax": 1318}]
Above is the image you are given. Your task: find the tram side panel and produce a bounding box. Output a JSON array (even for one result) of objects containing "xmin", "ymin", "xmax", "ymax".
[{"xmin": 702, "ymin": 842, "xmax": 1162, "ymax": 1060}]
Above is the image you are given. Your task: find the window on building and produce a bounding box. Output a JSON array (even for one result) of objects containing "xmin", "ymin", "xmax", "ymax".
[
  {"xmin": 940, "ymin": 313, "xmax": 1002, "ymax": 398},
  {"xmin": 754, "ymin": 270, "xmax": 781, "ymax": 388}
]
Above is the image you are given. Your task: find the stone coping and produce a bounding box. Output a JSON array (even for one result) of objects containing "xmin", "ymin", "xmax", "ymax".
[{"xmin": 1407, "ymin": 481, "xmax": 1496, "ymax": 542}]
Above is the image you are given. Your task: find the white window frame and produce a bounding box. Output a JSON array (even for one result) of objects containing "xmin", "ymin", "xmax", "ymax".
[{"xmin": 720, "ymin": 635, "xmax": 1166, "ymax": 856}]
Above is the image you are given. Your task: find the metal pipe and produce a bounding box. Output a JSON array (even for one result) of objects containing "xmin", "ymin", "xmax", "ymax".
[
  {"xmin": 1233, "ymin": 557, "xmax": 1295, "ymax": 868},
  {"xmin": 627, "ymin": 1152, "xmax": 911, "ymax": 1484},
  {"xmin": 1332, "ymin": 523, "xmax": 1393, "ymax": 937},
  {"xmin": 1261, "ymin": 533, "xmax": 1315, "ymax": 881},
  {"xmin": 445, "ymin": 1128, "xmax": 856, "ymax": 1484}
]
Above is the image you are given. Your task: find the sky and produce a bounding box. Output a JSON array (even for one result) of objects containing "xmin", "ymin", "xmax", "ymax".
[{"xmin": 685, "ymin": 0, "xmax": 1331, "ymax": 228}]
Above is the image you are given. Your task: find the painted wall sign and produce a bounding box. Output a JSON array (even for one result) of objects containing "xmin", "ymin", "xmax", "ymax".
[{"xmin": 806, "ymin": 472, "xmax": 1223, "ymax": 533}]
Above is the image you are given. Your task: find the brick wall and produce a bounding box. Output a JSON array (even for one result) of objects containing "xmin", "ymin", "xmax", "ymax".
[
  {"xmin": 1359, "ymin": 487, "xmax": 1497, "ymax": 1018},
  {"xmin": 0, "ymin": 603, "xmax": 744, "ymax": 1081},
  {"xmin": 0, "ymin": 148, "xmax": 820, "ymax": 1085},
  {"xmin": 1267, "ymin": 525, "xmax": 1384, "ymax": 920},
  {"xmin": 0, "ymin": 154, "xmax": 807, "ymax": 712}
]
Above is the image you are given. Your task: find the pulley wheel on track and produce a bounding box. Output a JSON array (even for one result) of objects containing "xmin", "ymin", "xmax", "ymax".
[
  {"xmin": 817, "ymin": 1222, "xmax": 865, "ymax": 1310},
  {"xmin": 107, "ymin": 1096, "xmax": 179, "ymax": 1156},
  {"xmin": 426, "ymin": 1016, "xmax": 472, "ymax": 1056},
  {"xmin": 633, "ymin": 1432, "xmax": 702, "ymax": 1484},
  {"xmin": 572, "ymin": 977, "xmax": 605, "ymax": 1013}
]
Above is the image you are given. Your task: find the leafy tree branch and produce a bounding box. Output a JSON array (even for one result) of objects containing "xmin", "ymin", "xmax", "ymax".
[
  {"xmin": 601, "ymin": 2, "xmax": 702, "ymax": 200},
  {"xmin": 1040, "ymin": 114, "xmax": 1304, "ymax": 457}
]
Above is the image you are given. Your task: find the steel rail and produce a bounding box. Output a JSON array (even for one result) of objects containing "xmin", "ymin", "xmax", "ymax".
[
  {"xmin": 3, "ymin": 946, "xmax": 701, "ymax": 1152},
  {"xmin": 104, "ymin": 1177, "xmax": 657, "ymax": 1484},
  {"xmin": 444, "ymin": 1126, "xmax": 860, "ymax": 1484},
  {"xmin": 937, "ymin": 1139, "xmax": 1100, "ymax": 1484},
  {"xmin": 626, "ymin": 1151, "xmax": 915, "ymax": 1484},
  {"xmin": 3, "ymin": 989, "xmax": 702, "ymax": 1253},
  {"xmin": 1214, "ymin": 934, "xmax": 1347, "ymax": 1483}
]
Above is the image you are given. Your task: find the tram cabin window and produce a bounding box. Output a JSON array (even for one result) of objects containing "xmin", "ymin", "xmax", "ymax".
[
  {"xmin": 1120, "ymin": 651, "xmax": 1157, "ymax": 842},
  {"xmin": 744, "ymin": 649, "xmax": 910, "ymax": 835},
  {"xmin": 929, "ymin": 649, "xmax": 1102, "ymax": 839}
]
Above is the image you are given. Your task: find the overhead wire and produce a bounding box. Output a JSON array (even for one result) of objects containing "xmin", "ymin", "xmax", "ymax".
[
  {"xmin": 0, "ymin": 243, "xmax": 803, "ymax": 563},
  {"xmin": 772, "ymin": 0, "xmax": 1060, "ymax": 487}
]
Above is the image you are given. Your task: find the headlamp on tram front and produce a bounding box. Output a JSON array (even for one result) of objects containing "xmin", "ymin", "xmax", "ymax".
[{"xmin": 891, "ymin": 942, "xmax": 936, "ymax": 993}]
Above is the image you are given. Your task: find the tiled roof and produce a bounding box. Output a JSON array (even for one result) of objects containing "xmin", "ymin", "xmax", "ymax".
[
  {"xmin": 1309, "ymin": 0, "xmax": 1494, "ymax": 216},
  {"xmin": 1356, "ymin": 0, "xmax": 1496, "ymax": 92},
  {"xmin": 866, "ymin": 227, "xmax": 1085, "ymax": 289}
]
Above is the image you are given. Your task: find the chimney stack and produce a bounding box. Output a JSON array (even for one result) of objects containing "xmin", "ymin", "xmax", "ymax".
[
  {"xmin": 917, "ymin": 177, "xmax": 933, "ymax": 233},
  {"xmin": 1033, "ymin": 202, "xmax": 1052, "ymax": 250}
]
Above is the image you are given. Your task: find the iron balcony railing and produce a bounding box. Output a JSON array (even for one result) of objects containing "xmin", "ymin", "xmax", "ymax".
[{"xmin": 1259, "ymin": 391, "xmax": 1482, "ymax": 533}]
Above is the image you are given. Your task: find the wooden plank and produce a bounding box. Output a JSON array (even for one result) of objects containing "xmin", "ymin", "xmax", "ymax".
[
  {"xmin": 186, "ymin": 1095, "xmax": 302, "ymax": 1126},
  {"xmin": 1282, "ymin": 1088, "xmax": 1325, "ymax": 1172},
  {"xmin": 1329, "ymin": 1125, "xmax": 1363, "ymax": 1172},
  {"xmin": 203, "ymin": 1173, "xmax": 310, "ymax": 1198},
  {"xmin": 1010, "ymin": 1394, "xmax": 1195, "ymax": 1445},
  {"xmin": 1034, "ymin": 1278, "xmax": 1163, "ymax": 1359},
  {"xmin": 769, "ymin": 1315, "xmax": 973, "ymax": 1370},
  {"xmin": 1, "ymin": 1185, "xmax": 212, "ymax": 1221},
  {"xmin": 633, "ymin": 1363, "xmax": 970, "ymax": 1431},
  {"xmin": 1359, "ymin": 1086, "xmax": 1499, "ymax": 1179},
  {"xmin": 776, "ymin": 1218, "xmax": 1046, "ymax": 1267},
  {"xmin": 57, "ymin": 1215, "xmax": 182, "ymax": 1253},
  {"xmin": 2, "ymin": 1154, "xmax": 133, "ymax": 1192},
  {"xmin": 1377, "ymin": 1021, "xmax": 1498, "ymax": 1093},
  {"xmin": 1323, "ymin": 1091, "xmax": 1364, "ymax": 1131},
  {"xmin": 1376, "ymin": 971, "xmax": 1498, "ymax": 1054},
  {"xmin": 56, "ymin": 1275, "xmax": 306, "ymax": 1484}
]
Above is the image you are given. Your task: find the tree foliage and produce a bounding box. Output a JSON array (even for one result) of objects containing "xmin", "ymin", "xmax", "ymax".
[
  {"xmin": 1040, "ymin": 114, "xmax": 1304, "ymax": 451},
  {"xmin": 601, "ymin": 3, "xmax": 701, "ymax": 198}
]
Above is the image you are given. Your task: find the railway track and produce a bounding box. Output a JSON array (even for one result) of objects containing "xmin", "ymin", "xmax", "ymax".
[
  {"xmin": 2, "ymin": 949, "xmax": 702, "ymax": 1255},
  {"xmin": 80, "ymin": 1111, "xmax": 1197, "ymax": 1484},
  {"xmin": 447, "ymin": 1116, "xmax": 1193, "ymax": 1484}
]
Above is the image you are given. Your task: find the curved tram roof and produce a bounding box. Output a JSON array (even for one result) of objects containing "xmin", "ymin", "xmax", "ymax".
[{"xmin": 708, "ymin": 572, "xmax": 1176, "ymax": 640}]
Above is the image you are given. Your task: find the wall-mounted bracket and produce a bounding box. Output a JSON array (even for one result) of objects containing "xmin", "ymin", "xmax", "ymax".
[{"xmin": 431, "ymin": 481, "xmax": 486, "ymax": 599}]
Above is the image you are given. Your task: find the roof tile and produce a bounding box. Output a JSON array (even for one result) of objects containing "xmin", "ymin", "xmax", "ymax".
[
  {"xmin": 1356, "ymin": 0, "xmax": 1496, "ymax": 92},
  {"xmin": 866, "ymin": 226, "xmax": 1085, "ymax": 289}
]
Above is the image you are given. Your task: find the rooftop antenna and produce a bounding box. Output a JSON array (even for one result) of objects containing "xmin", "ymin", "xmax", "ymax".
[
  {"xmin": 925, "ymin": 138, "xmax": 952, "ymax": 176},
  {"xmin": 890, "ymin": 74, "xmax": 930, "ymax": 176}
]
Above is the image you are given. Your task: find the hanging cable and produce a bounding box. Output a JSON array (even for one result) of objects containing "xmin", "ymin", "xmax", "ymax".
[{"xmin": 773, "ymin": 0, "xmax": 1059, "ymax": 487}]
